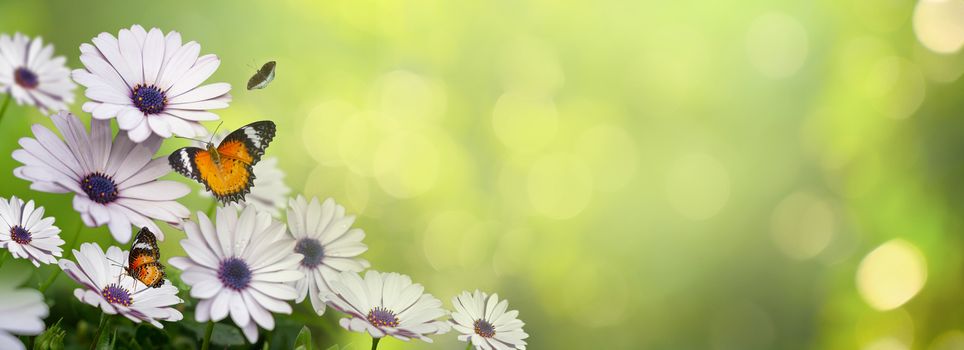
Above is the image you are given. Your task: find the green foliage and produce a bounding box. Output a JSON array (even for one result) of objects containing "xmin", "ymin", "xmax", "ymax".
[
  {"xmin": 33, "ymin": 319, "xmax": 64, "ymax": 350},
  {"xmin": 209, "ymin": 324, "xmax": 246, "ymax": 347},
  {"xmin": 294, "ymin": 326, "xmax": 312, "ymax": 350}
]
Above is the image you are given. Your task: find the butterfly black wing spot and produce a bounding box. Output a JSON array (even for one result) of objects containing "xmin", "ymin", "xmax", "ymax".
[
  {"xmin": 168, "ymin": 147, "xmax": 203, "ymax": 182},
  {"xmin": 221, "ymin": 120, "xmax": 276, "ymax": 164}
]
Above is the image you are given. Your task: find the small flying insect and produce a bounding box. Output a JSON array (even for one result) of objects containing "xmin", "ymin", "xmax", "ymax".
[{"xmin": 247, "ymin": 61, "xmax": 276, "ymax": 90}]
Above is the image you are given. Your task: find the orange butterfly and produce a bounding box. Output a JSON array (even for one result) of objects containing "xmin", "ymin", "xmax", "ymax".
[
  {"xmin": 127, "ymin": 227, "xmax": 165, "ymax": 288},
  {"xmin": 168, "ymin": 121, "xmax": 276, "ymax": 204}
]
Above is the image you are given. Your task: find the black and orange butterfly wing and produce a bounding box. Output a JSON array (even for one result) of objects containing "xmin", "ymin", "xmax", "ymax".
[
  {"xmin": 220, "ymin": 120, "xmax": 275, "ymax": 164},
  {"xmin": 167, "ymin": 121, "xmax": 276, "ymax": 204},
  {"xmin": 127, "ymin": 227, "xmax": 166, "ymax": 288}
]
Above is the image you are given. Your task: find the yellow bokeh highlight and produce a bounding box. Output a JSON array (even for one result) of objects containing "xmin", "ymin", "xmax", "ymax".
[
  {"xmin": 856, "ymin": 239, "xmax": 928, "ymax": 311},
  {"xmin": 913, "ymin": 0, "xmax": 964, "ymax": 54}
]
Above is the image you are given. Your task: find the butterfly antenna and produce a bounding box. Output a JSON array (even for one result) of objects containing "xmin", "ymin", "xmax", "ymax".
[
  {"xmin": 105, "ymin": 256, "xmax": 124, "ymax": 268},
  {"xmin": 209, "ymin": 121, "xmax": 224, "ymax": 144},
  {"xmin": 174, "ymin": 135, "xmax": 209, "ymax": 143}
]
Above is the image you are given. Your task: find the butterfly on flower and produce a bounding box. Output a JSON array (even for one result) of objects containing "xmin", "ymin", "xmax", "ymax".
[
  {"xmin": 127, "ymin": 227, "xmax": 166, "ymax": 288},
  {"xmin": 168, "ymin": 121, "xmax": 276, "ymax": 204}
]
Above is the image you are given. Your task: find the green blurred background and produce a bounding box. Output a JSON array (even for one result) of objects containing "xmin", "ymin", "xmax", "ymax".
[{"xmin": 2, "ymin": 0, "xmax": 964, "ymax": 348}]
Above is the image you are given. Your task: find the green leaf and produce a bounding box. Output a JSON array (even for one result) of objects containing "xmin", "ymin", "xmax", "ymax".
[
  {"xmin": 325, "ymin": 345, "xmax": 341, "ymax": 350},
  {"xmin": 33, "ymin": 319, "xmax": 65, "ymax": 350},
  {"xmin": 209, "ymin": 323, "xmax": 245, "ymax": 346},
  {"xmin": 94, "ymin": 328, "xmax": 112, "ymax": 350},
  {"xmin": 294, "ymin": 326, "xmax": 312, "ymax": 350}
]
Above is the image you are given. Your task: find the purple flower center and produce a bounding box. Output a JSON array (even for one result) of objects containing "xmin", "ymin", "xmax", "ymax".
[
  {"xmin": 81, "ymin": 172, "xmax": 118, "ymax": 204},
  {"xmin": 474, "ymin": 319, "xmax": 496, "ymax": 338},
  {"xmin": 9, "ymin": 225, "xmax": 31, "ymax": 244},
  {"xmin": 131, "ymin": 84, "xmax": 166, "ymax": 115},
  {"xmin": 14, "ymin": 67, "xmax": 38, "ymax": 89},
  {"xmin": 294, "ymin": 238, "xmax": 324, "ymax": 269},
  {"xmin": 101, "ymin": 283, "xmax": 133, "ymax": 306},
  {"xmin": 218, "ymin": 257, "xmax": 252, "ymax": 291},
  {"xmin": 366, "ymin": 307, "xmax": 399, "ymax": 328}
]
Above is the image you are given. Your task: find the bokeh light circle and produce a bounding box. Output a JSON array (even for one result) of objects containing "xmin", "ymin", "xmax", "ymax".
[
  {"xmin": 745, "ymin": 12, "xmax": 809, "ymax": 79},
  {"xmin": 770, "ymin": 191, "xmax": 835, "ymax": 260},
  {"xmin": 303, "ymin": 100, "xmax": 355, "ymax": 166},
  {"xmin": 864, "ymin": 57, "xmax": 926, "ymax": 120},
  {"xmin": 665, "ymin": 153, "xmax": 731, "ymax": 221},
  {"xmin": 574, "ymin": 124, "xmax": 639, "ymax": 192},
  {"xmin": 492, "ymin": 93, "xmax": 558, "ymax": 153},
  {"xmin": 373, "ymin": 131, "xmax": 440, "ymax": 198},
  {"xmin": 527, "ymin": 153, "xmax": 593, "ymax": 219},
  {"xmin": 337, "ymin": 111, "xmax": 382, "ymax": 176},
  {"xmin": 856, "ymin": 239, "xmax": 928, "ymax": 311},
  {"xmin": 422, "ymin": 211, "xmax": 476, "ymax": 271},
  {"xmin": 913, "ymin": 0, "xmax": 964, "ymax": 54},
  {"xmin": 372, "ymin": 70, "xmax": 445, "ymax": 129},
  {"xmin": 929, "ymin": 330, "xmax": 964, "ymax": 350}
]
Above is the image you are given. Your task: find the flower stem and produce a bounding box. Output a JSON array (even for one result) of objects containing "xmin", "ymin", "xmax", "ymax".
[
  {"xmin": 91, "ymin": 313, "xmax": 109, "ymax": 350},
  {"xmin": 0, "ymin": 249, "xmax": 9, "ymax": 269},
  {"xmin": 465, "ymin": 342, "xmax": 473, "ymax": 350},
  {"xmin": 0, "ymin": 93, "xmax": 11, "ymax": 126},
  {"xmin": 39, "ymin": 224, "xmax": 82, "ymax": 293},
  {"xmin": 371, "ymin": 337, "xmax": 380, "ymax": 350},
  {"xmin": 200, "ymin": 321, "xmax": 214, "ymax": 350}
]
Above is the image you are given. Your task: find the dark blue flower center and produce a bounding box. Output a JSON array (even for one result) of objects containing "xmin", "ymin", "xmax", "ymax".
[
  {"xmin": 474, "ymin": 319, "xmax": 496, "ymax": 338},
  {"xmin": 218, "ymin": 257, "xmax": 252, "ymax": 291},
  {"xmin": 101, "ymin": 283, "xmax": 133, "ymax": 306},
  {"xmin": 294, "ymin": 238, "xmax": 325, "ymax": 269},
  {"xmin": 366, "ymin": 307, "xmax": 399, "ymax": 328},
  {"xmin": 81, "ymin": 173, "xmax": 118, "ymax": 204},
  {"xmin": 14, "ymin": 67, "xmax": 38, "ymax": 89},
  {"xmin": 10, "ymin": 225, "xmax": 31, "ymax": 244},
  {"xmin": 131, "ymin": 84, "xmax": 167, "ymax": 115}
]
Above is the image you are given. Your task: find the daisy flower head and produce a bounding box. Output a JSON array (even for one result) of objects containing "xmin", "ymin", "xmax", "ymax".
[
  {"xmin": 288, "ymin": 196, "xmax": 369, "ymax": 315},
  {"xmin": 0, "ymin": 276, "xmax": 48, "ymax": 350},
  {"xmin": 58, "ymin": 242, "xmax": 183, "ymax": 328},
  {"xmin": 72, "ymin": 25, "xmax": 230, "ymax": 142},
  {"xmin": 195, "ymin": 133, "xmax": 290, "ymax": 217},
  {"xmin": 12, "ymin": 111, "xmax": 190, "ymax": 243},
  {"xmin": 451, "ymin": 290, "xmax": 529, "ymax": 350},
  {"xmin": 0, "ymin": 196, "xmax": 64, "ymax": 267},
  {"xmin": 0, "ymin": 33, "xmax": 76, "ymax": 113},
  {"xmin": 168, "ymin": 205, "xmax": 304, "ymax": 343},
  {"xmin": 325, "ymin": 271, "xmax": 450, "ymax": 344}
]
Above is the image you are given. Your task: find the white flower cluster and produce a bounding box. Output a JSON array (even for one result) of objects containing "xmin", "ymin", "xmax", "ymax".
[{"xmin": 0, "ymin": 25, "xmax": 528, "ymax": 350}]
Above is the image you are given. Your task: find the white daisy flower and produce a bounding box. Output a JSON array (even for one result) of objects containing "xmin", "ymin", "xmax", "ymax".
[
  {"xmin": 0, "ymin": 33, "xmax": 76, "ymax": 113},
  {"xmin": 194, "ymin": 133, "xmax": 290, "ymax": 217},
  {"xmin": 168, "ymin": 205, "xmax": 304, "ymax": 343},
  {"xmin": 325, "ymin": 271, "xmax": 450, "ymax": 345},
  {"xmin": 12, "ymin": 111, "xmax": 190, "ymax": 243},
  {"xmin": 0, "ymin": 276, "xmax": 48, "ymax": 350},
  {"xmin": 451, "ymin": 290, "xmax": 529, "ymax": 350},
  {"xmin": 0, "ymin": 196, "xmax": 64, "ymax": 267},
  {"xmin": 58, "ymin": 242, "xmax": 184, "ymax": 328},
  {"xmin": 72, "ymin": 25, "xmax": 230, "ymax": 142},
  {"xmin": 287, "ymin": 196, "xmax": 369, "ymax": 315}
]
